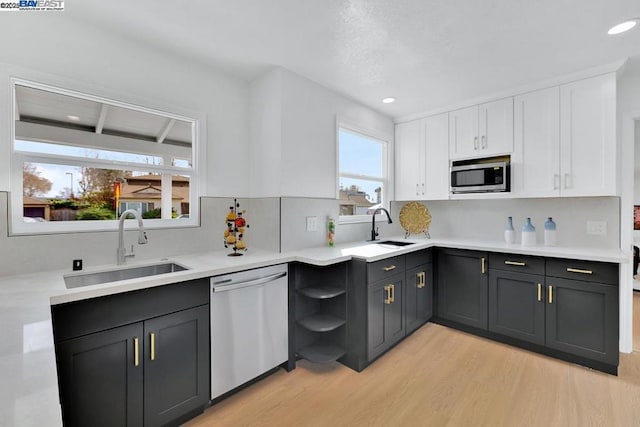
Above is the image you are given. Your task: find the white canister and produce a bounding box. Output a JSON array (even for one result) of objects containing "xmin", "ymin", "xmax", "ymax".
[{"xmin": 521, "ymin": 217, "xmax": 536, "ymax": 246}]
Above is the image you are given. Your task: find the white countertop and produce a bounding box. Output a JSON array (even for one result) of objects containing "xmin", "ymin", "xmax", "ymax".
[{"xmin": 0, "ymin": 237, "xmax": 628, "ymax": 426}]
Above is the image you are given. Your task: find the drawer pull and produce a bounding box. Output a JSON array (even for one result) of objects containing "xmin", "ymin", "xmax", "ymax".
[
  {"xmin": 390, "ymin": 284, "xmax": 395, "ymax": 303},
  {"xmin": 383, "ymin": 265, "xmax": 396, "ymax": 272},
  {"xmin": 481, "ymin": 257, "xmax": 486, "ymax": 274},
  {"xmin": 505, "ymin": 261, "xmax": 526, "ymax": 266},
  {"xmin": 417, "ymin": 272, "xmax": 426, "ymax": 289},
  {"xmin": 548, "ymin": 285, "xmax": 553, "ymax": 304},
  {"xmin": 537, "ymin": 283, "xmax": 542, "ymax": 302},
  {"xmin": 566, "ymin": 268, "xmax": 593, "ymax": 275}
]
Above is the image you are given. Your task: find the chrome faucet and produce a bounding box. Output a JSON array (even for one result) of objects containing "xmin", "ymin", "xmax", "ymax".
[
  {"xmin": 368, "ymin": 207, "xmax": 393, "ymax": 241},
  {"xmin": 117, "ymin": 209, "xmax": 148, "ymax": 265}
]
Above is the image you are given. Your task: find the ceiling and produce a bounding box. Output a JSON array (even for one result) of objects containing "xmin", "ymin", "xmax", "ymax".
[{"xmin": 66, "ymin": 0, "xmax": 640, "ymax": 119}]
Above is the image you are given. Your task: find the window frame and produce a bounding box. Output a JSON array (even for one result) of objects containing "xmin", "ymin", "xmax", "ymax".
[
  {"xmin": 336, "ymin": 119, "xmax": 393, "ymax": 224},
  {"xmin": 9, "ymin": 77, "xmax": 205, "ymax": 235}
]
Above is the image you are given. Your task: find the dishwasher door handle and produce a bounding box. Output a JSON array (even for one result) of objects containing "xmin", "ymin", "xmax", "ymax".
[{"xmin": 212, "ymin": 271, "xmax": 287, "ymax": 293}]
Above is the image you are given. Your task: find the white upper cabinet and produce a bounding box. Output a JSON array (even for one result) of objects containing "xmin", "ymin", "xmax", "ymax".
[
  {"xmin": 395, "ymin": 119, "xmax": 422, "ymax": 200},
  {"xmin": 449, "ymin": 97, "xmax": 514, "ymax": 160},
  {"xmin": 559, "ymin": 73, "xmax": 616, "ymax": 197},
  {"xmin": 514, "ymin": 73, "xmax": 616, "ymax": 197},
  {"xmin": 423, "ymin": 113, "xmax": 449, "ymax": 199},
  {"xmin": 395, "ymin": 113, "xmax": 449, "ymax": 201},
  {"xmin": 513, "ymin": 87, "xmax": 561, "ymax": 197}
]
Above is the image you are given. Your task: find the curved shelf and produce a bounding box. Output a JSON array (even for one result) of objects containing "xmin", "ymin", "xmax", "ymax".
[
  {"xmin": 297, "ymin": 314, "xmax": 346, "ymax": 332},
  {"xmin": 298, "ymin": 343, "xmax": 346, "ymax": 363},
  {"xmin": 298, "ymin": 286, "xmax": 346, "ymax": 299}
]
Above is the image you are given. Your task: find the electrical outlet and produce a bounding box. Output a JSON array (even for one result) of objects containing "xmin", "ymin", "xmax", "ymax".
[
  {"xmin": 306, "ymin": 216, "xmax": 318, "ymax": 232},
  {"xmin": 586, "ymin": 221, "xmax": 607, "ymax": 236}
]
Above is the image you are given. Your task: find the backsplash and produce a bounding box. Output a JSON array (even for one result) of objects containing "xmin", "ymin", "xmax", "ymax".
[
  {"xmin": 0, "ymin": 193, "xmax": 280, "ymax": 276},
  {"xmin": 392, "ymin": 197, "xmax": 620, "ymax": 248}
]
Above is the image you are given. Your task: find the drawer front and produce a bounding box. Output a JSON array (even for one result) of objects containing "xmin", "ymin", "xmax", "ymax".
[
  {"xmin": 367, "ymin": 255, "xmax": 406, "ymax": 284},
  {"xmin": 489, "ymin": 253, "xmax": 545, "ymax": 275},
  {"xmin": 546, "ymin": 258, "xmax": 618, "ymax": 285},
  {"xmin": 406, "ymin": 249, "xmax": 432, "ymax": 270}
]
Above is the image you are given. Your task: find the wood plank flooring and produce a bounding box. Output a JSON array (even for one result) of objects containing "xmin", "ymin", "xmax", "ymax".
[{"xmin": 187, "ymin": 305, "xmax": 640, "ymax": 427}]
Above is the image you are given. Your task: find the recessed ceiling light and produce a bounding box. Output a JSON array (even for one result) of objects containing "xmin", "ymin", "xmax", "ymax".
[
  {"xmin": 67, "ymin": 115, "xmax": 81, "ymax": 121},
  {"xmin": 608, "ymin": 19, "xmax": 638, "ymax": 35},
  {"xmin": 382, "ymin": 97, "xmax": 396, "ymax": 104}
]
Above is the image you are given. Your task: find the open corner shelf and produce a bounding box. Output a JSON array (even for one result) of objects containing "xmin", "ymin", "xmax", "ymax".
[
  {"xmin": 298, "ymin": 286, "xmax": 346, "ymax": 299},
  {"xmin": 297, "ymin": 343, "xmax": 346, "ymax": 364},
  {"xmin": 298, "ymin": 314, "xmax": 345, "ymax": 332}
]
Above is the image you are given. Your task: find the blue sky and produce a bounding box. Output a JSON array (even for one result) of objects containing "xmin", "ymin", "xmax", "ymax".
[{"xmin": 339, "ymin": 129, "xmax": 384, "ymax": 203}]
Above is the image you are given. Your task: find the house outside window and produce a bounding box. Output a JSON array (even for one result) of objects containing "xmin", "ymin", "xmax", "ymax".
[
  {"xmin": 337, "ymin": 123, "xmax": 390, "ymax": 223},
  {"xmin": 10, "ymin": 79, "xmax": 201, "ymax": 234}
]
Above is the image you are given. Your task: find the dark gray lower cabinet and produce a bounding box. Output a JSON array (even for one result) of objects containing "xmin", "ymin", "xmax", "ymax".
[
  {"xmin": 545, "ymin": 277, "xmax": 618, "ymax": 365},
  {"xmin": 367, "ymin": 273, "xmax": 404, "ymax": 361},
  {"xmin": 144, "ymin": 305, "xmax": 210, "ymax": 427},
  {"xmin": 488, "ymin": 269, "xmax": 545, "ymax": 346},
  {"xmin": 53, "ymin": 278, "xmax": 210, "ymax": 427},
  {"xmin": 57, "ymin": 305, "xmax": 209, "ymax": 427},
  {"xmin": 436, "ymin": 248, "xmax": 488, "ymax": 329},
  {"xmin": 57, "ymin": 323, "xmax": 144, "ymax": 427},
  {"xmin": 405, "ymin": 263, "xmax": 433, "ymax": 335}
]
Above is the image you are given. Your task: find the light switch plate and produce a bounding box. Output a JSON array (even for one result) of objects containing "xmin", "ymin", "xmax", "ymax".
[
  {"xmin": 306, "ymin": 216, "xmax": 318, "ymax": 232},
  {"xmin": 586, "ymin": 221, "xmax": 607, "ymax": 236}
]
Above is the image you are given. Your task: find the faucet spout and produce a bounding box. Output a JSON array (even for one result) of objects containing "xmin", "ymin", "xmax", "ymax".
[
  {"xmin": 117, "ymin": 209, "xmax": 148, "ymax": 265},
  {"xmin": 368, "ymin": 207, "xmax": 393, "ymax": 241}
]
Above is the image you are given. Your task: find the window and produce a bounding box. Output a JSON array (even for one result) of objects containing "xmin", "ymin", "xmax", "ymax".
[
  {"xmin": 337, "ymin": 124, "xmax": 390, "ymax": 222},
  {"xmin": 10, "ymin": 79, "xmax": 201, "ymax": 234}
]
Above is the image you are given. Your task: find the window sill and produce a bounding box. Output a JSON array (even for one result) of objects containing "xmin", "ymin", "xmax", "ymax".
[{"xmin": 338, "ymin": 214, "xmax": 384, "ymax": 225}]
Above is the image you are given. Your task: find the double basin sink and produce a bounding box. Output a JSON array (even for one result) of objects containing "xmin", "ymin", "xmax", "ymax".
[{"xmin": 63, "ymin": 240, "xmax": 414, "ymax": 289}]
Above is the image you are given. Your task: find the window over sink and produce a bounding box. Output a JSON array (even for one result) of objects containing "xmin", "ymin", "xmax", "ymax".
[
  {"xmin": 10, "ymin": 78, "xmax": 202, "ymax": 234},
  {"xmin": 337, "ymin": 121, "xmax": 391, "ymax": 223}
]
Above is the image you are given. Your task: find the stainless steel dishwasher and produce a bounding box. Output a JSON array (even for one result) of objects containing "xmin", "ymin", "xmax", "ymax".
[{"xmin": 210, "ymin": 263, "xmax": 288, "ymax": 399}]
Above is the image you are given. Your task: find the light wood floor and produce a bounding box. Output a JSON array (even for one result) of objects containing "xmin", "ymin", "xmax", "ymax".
[{"xmin": 187, "ymin": 302, "xmax": 640, "ymax": 427}]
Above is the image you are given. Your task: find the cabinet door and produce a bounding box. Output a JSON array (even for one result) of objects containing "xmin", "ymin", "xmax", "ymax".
[
  {"xmin": 405, "ymin": 263, "xmax": 433, "ymax": 335},
  {"xmin": 488, "ymin": 270, "xmax": 545, "ymax": 345},
  {"xmin": 144, "ymin": 305, "xmax": 210, "ymax": 427},
  {"xmin": 449, "ymin": 105, "xmax": 479, "ymax": 160},
  {"xmin": 513, "ymin": 87, "xmax": 560, "ymax": 197},
  {"xmin": 545, "ymin": 278, "xmax": 618, "ymax": 365},
  {"xmin": 395, "ymin": 120, "xmax": 423, "ymax": 200},
  {"xmin": 478, "ymin": 97, "xmax": 514, "ymax": 156},
  {"xmin": 436, "ymin": 249, "xmax": 488, "ymax": 329},
  {"xmin": 367, "ymin": 274, "xmax": 404, "ymax": 361},
  {"xmin": 57, "ymin": 323, "xmax": 144, "ymax": 427},
  {"xmin": 424, "ymin": 113, "xmax": 450, "ymax": 199},
  {"xmin": 559, "ymin": 73, "xmax": 616, "ymax": 196}
]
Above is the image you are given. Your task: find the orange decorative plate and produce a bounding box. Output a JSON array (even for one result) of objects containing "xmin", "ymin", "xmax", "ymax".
[{"xmin": 399, "ymin": 202, "xmax": 431, "ymax": 235}]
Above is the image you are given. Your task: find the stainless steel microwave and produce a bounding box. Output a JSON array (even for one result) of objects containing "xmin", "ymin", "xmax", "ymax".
[{"xmin": 450, "ymin": 160, "xmax": 510, "ymax": 193}]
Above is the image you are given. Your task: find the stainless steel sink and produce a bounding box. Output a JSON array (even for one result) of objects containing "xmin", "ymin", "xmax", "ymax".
[
  {"xmin": 374, "ymin": 240, "xmax": 415, "ymax": 247},
  {"xmin": 64, "ymin": 262, "xmax": 188, "ymax": 289}
]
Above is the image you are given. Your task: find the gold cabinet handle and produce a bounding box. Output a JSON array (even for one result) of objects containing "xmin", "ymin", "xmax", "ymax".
[
  {"xmin": 537, "ymin": 283, "xmax": 542, "ymax": 302},
  {"xmin": 505, "ymin": 261, "xmax": 526, "ymax": 266},
  {"xmin": 384, "ymin": 285, "xmax": 392, "ymax": 305},
  {"xmin": 150, "ymin": 333, "xmax": 156, "ymax": 361},
  {"xmin": 566, "ymin": 268, "xmax": 593, "ymax": 275},
  {"xmin": 383, "ymin": 265, "xmax": 396, "ymax": 271},
  {"xmin": 417, "ymin": 272, "xmax": 425, "ymax": 289},
  {"xmin": 134, "ymin": 337, "xmax": 139, "ymax": 367},
  {"xmin": 548, "ymin": 285, "xmax": 553, "ymax": 304},
  {"xmin": 481, "ymin": 257, "xmax": 486, "ymax": 274},
  {"xmin": 390, "ymin": 284, "xmax": 395, "ymax": 303}
]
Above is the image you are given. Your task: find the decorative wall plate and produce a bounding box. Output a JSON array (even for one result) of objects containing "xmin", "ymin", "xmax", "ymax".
[{"xmin": 399, "ymin": 201, "xmax": 431, "ymax": 238}]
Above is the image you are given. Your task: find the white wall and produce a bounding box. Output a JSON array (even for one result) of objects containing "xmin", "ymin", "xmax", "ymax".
[
  {"xmin": 250, "ymin": 67, "xmax": 394, "ymax": 198},
  {"xmin": 0, "ymin": 13, "xmax": 250, "ymax": 197}
]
